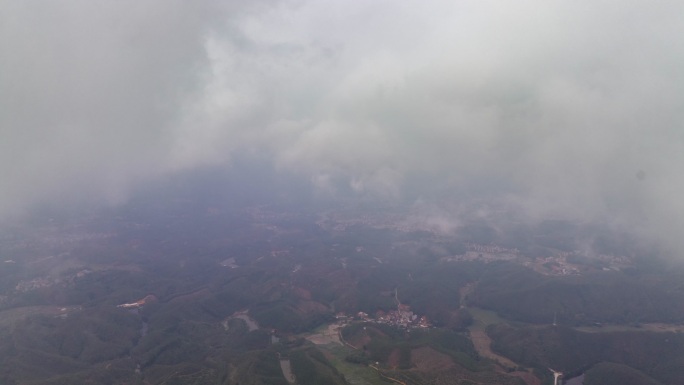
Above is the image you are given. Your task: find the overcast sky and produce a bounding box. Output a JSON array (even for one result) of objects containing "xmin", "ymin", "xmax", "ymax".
[{"xmin": 2, "ymin": 1, "xmax": 684, "ymax": 250}]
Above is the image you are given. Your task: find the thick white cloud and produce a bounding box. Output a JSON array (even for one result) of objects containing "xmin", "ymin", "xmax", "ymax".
[
  {"xmin": 0, "ymin": 0, "xmax": 222, "ymax": 211},
  {"xmin": 2, "ymin": 0, "xmax": 684, "ymax": 250}
]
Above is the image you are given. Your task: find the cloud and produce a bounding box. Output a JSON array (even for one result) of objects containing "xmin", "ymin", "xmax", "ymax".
[
  {"xmin": 0, "ymin": 0, "xmax": 223, "ymax": 211},
  {"xmin": 2, "ymin": 0, "xmax": 684, "ymax": 251}
]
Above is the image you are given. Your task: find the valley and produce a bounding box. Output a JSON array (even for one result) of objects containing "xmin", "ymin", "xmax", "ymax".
[{"xmin": 1, "ymin": 201, "xmax": 683, "ymax": 385}]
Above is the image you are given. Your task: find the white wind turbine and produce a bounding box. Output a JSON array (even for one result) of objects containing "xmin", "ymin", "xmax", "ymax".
[{"xmin": 549, "ymin": 368, "xmax": 563, "ymax": 385}]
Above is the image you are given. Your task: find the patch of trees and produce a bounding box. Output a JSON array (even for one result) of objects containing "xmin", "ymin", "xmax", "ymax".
[
  {"xmin": 471, "ymin": 265, "xmax": 684, "ymax": 324},
  {"xmin": 584, "ymin": 362, "xmax": 662, "ymax": 385},
  {"xmin": 341, "ymin": 324, "xmax": 479, "ymax": 371},
  {"xmin": 289, "ymin": 347, "xmax": 347, "ymax": 385},
  {"xmin": 488, "ymin": 324, "xmax": 684, "ymax": 384}
]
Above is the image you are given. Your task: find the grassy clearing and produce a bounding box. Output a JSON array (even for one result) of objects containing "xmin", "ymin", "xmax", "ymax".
[
  {"xmin": 317, "ymin": 343, "xmax": 386, "ymax": 385},
  {"xmin": 467, "ymin": 307, "xmax": 523, "ymax": 369},
  {"xmin": 468, "ymin": 307, "xmax": 506, "ymax": 329}
]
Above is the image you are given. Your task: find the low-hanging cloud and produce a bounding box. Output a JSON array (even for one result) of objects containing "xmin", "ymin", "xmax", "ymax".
[{"xmin": 2, "ymin": 1, "xmax": 684, "ymax": 252}]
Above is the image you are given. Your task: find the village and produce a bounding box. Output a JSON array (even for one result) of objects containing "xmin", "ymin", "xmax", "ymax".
[
  {"xmin": 445, "ymin": 242, "xmax": 634, "ymax": 276},
  {"xmin": 335, "ymin": 303, "xmax": 432, "ymax": 331}
]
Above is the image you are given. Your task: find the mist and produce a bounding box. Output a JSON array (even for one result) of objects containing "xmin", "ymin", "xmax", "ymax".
[{"xmin": 2, "ymin": 1, "xmax": 684, "ymax": 253}]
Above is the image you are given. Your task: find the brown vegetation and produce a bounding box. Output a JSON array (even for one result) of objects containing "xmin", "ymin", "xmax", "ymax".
[{"xmin": 410, "ymin": 346, "xmax": 454, "ymax": 372}]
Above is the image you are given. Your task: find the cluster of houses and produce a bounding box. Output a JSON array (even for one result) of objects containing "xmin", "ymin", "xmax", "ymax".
[
  {"xmin": 15, "ymin": 276, "xmax": 53, "ymax": 292},
  {"xmin": 465, "ymin": 243, "xmax": 520, "ymax": 254},
  {"xmin": 337, "ymin": 304, "xmax": 431, "ymax": 330}
]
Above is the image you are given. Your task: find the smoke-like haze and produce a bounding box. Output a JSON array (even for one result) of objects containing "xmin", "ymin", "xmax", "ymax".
[{"xmin": 2, "ymin": 1, "xmax": 684, "ymax": 251}]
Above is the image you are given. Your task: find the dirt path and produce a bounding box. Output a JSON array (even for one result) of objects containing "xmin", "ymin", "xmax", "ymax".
[
  {"xmin": 280, "ymin": 359, "xmax": 296, "ymax": 384},
  {"xmin": 469, "ymin": 328, "xmax": 518, "ymax": 369},
  {"xmin": 466, "ymin": 308, "xmax": 517, "ymax": 368},
  {"xmin": 467, "ymin": 307, "xmax": 541, "ymax": 385}
]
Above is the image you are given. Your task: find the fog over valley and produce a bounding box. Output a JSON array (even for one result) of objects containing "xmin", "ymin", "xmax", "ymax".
[
  {"xmin": 2, "ymin": 3, "xmax": 684, "ymax": 385},
  {"xmin": 2, "ymin": 1, "xmax": 684, "ymax": 253}
]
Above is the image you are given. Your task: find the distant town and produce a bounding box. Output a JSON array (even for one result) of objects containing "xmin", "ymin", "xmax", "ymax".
[{"xmin": 444, "ymin": 242, "xmax": 634, "ymax": 276}]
